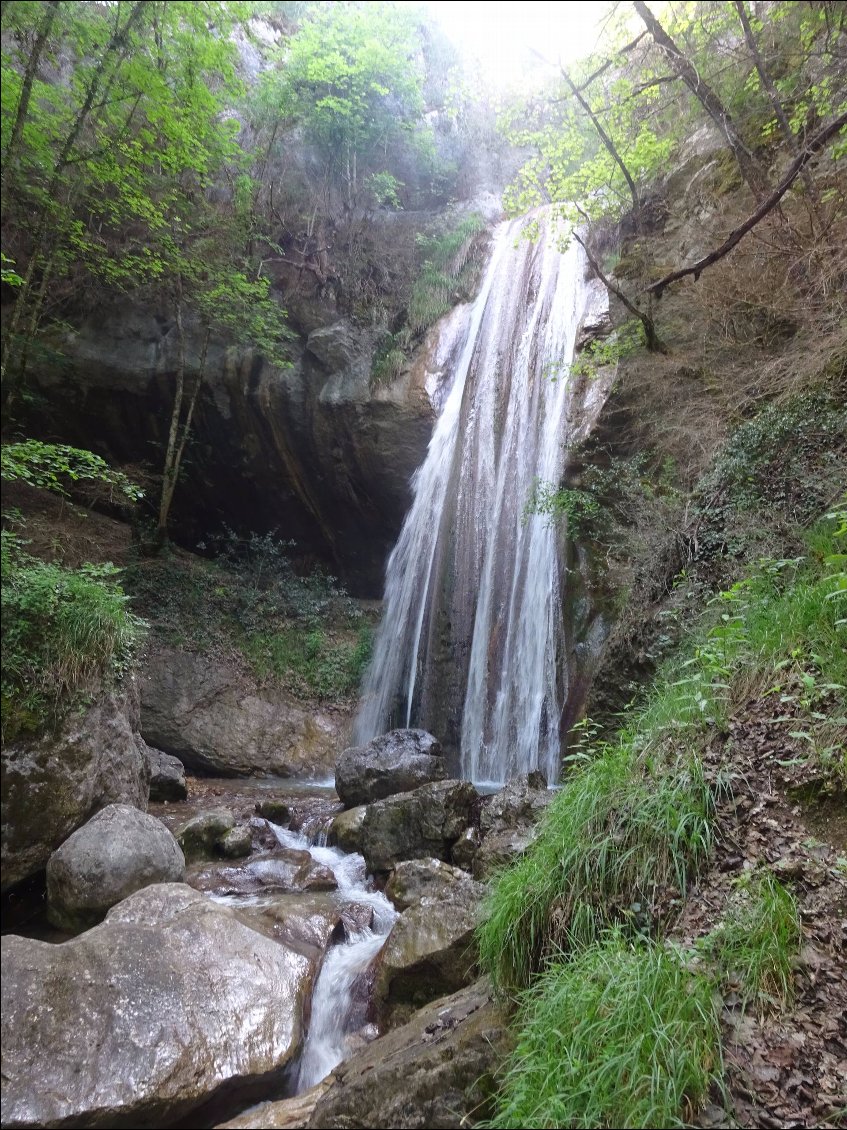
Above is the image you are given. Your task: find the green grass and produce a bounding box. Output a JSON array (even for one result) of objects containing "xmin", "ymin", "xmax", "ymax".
[
  {"xmin": 1, "ymin": 529, "xmax": 143, "ymax": 739},
  {"xmin": 702, "ymin": 870, "xmax": 802, "ymax": 1014},
  {"xmin": 478, "ymin": 744, "xmax": 715, "ymax": 992},
  {"xmin": 483, "ymin": 933, "xmax": 721, "ymax": 1130}
]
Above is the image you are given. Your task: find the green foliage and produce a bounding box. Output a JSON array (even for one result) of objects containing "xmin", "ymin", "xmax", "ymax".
[
  {"xmin": 1, "ymin": 528, "xmax": 144, "ymax": 739},
  {"xmin": 406, "ymin": 213, "xmax": 486, "ymax": 336},
  {"xmin": 1, "ymin": 440, "xmax": 142, "ymax": 503},
  {"xmin": 570, "ymin": 319, "xmax": 643, "ymax": 379},
  {"xmin": 478, "ymin": 743, "xmax": 715, "ymax": 993},
  {"xmin": 525, "ymin": 481, "xmax": 600, "ymax": 538},
  {"xmin": 243, "ymin": 622, "xmax": 373, "ymax": 700},
  {"xmin": 701, "ymin": 870, "xmax": 801, "ymax": 1014},
  {"xmin": 1, "ymin": 252, "xmax": 23, "ymax": 287},
  {"xmin": 483, "ymin": 933, "xmax": 721, "ymax": 1130},
  {"xmin": 260, "ymin": 1, "xmax": 426, "ymax": 206}
]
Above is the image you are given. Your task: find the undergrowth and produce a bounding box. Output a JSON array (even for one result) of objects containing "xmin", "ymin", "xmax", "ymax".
[
  {"xmin": 482, "ymin": 933, "xmax": 721, "ymax": 1130},
  {"xmin": 1, "ymin": 527, "xmax": 144, "ymax": 740},
  {"xmin": 701, "ymin": 870, "xmax": 802, "ymax": 1015}
]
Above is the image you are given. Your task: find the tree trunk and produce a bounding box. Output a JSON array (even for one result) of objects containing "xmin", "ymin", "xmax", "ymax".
[{"xmin": 633, "ymin": 0, "xmax": 770, "ymax": 199}]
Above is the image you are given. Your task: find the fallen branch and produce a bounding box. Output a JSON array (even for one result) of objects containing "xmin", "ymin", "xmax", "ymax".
[
  {"xmin": 648, "ymin": 111, "xmax": 847, "ymax": 297},
  {"xmin": 571, "ymin": 228, "xmax": 668, "ymax": 354}
]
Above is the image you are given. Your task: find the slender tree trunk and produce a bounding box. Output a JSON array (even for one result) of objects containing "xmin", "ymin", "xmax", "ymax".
[
  {"xmin": 1, "ymin": 0, "xmax": 60, "ymax": 179},
  {"xmin": 633, "ymin": 0, "xmax": 770, "ymax": 199},
  {"xmin": 732, "ymin": 0, "xmax": 818, "ymax": 201},
  {"xmin": 1, "ymin": 1, "xmax": 148, "ymax": 405}
]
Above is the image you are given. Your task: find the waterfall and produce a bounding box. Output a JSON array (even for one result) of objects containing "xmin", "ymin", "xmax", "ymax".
[{"xmin": 354, "ymin": 214, "xmax": 589, "ymax": 786}]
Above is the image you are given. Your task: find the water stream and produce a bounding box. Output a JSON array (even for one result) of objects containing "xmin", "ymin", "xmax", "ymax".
[
  {"xmin": 354, "ymin": 214, "xmax": 590, "ymax": 785},
  {"xmin": 269, "ymin": 824, "xmax": 398, "ymax": 1092}
]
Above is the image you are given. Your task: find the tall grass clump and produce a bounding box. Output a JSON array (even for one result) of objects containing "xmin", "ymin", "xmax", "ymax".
[
  {"xmin": 484, "ymin": 933, "xmax": 721, "ymax": 1130},
  {"xmin": 702, "ymin": 870, "xmax": 801, "ymax": 1014},
  {"xmin": 478, "ymin": 741, "xmax": 715, "ymax": 992},
  {"xmin": 1, "ymin": 529, "xmax": 144, "ymax": 739},
  {"xmin": 406, "ymin": 212, "xmax": 486, "ymax": 336}
]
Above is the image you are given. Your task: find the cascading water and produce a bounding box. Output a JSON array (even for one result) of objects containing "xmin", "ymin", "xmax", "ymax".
[
  {"xmin": 269, "ymin": 825, "xmax": 397, "ymax": 1092},
  {"xmin": 354, "ymin": 213, "xmax": 590, "ymax": 785}
]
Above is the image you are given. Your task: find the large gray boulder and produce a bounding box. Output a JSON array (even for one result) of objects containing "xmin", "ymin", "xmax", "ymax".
[
  {"xmin": 375, "ymin": 878, "xmax": 486, "ymax": 1029},
  {"xmin": 146, "ymin": 747, "xmax": 187, "ymax": 801},
  {"xmin": 306, "ymin": 980, "xmax": 510, "ymax": 1129},
  {"xmin": 1, "ymin": 682, "xmax": 150, "ymax": 892},
  {"xmin": 335, "ymin": 729, "xmax": 447, "ymax": 808},
  {"xmin": 46, "ymin": 803, "xmax": 185, "ymax": 931},
  {"xmin": 385, "ymin": 857, "xmax": 480, "ymax": 912},
  {"xmin": 140, "ymin": 646, "xmax": 350, "ymax": 777},
  {"xmin": 358, "ymin": 780, "xmax": 479, "ymax": 873},
  {"xmin": 1, "ymin": 884, "xmax": 311, "ymax": 1129}
]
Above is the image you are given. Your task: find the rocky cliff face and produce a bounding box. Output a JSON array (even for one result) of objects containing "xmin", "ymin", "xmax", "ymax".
[{"xmin": 26, "ymin": 303, "xmax": 438, "ymax": 596}]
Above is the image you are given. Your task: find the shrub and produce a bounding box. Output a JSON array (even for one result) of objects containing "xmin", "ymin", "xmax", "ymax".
[{"xmin": 1, "ymin": 529, "xmax": 144, "ymax": 739}]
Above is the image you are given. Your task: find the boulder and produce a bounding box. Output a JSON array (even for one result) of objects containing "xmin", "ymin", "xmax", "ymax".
[
  {"xmin": 1, "ymin": 884, "xmax": 311, "ymax": 1129},
  {"xmin": 1, "ymin": 682, "xmax": 150, "ymax": 893},
  {"xmin": 385, "ymin": 857, "xmax": 480, "ymax": 912},
  {"xmin": 177, "ymin": 808, "xmax": 235, "ymax": 860},
  {"xmin": 328, "ymin": 805, "xmax": 367, "ymax": 853},
  {"xmin": 358, "ymin": 780, "xmax": 478, "ymax": 874},
  {"xmin": 218, "ymin": 825, "xmax": 252, "ymax": 859},
  {"xmin": 255, "ymin": 800, "xmax": 291, "ymax": 825},
  {"xmin": 187, "ymin": 850, "xmax": 337, "ymax": 898},
  {"xmin": 146, "ymin": 747, "xmax": 187, "ymax": 802},
  {"xmin": 46, "ymin": 804, "xmax": 185, "ymax": 931},
  {"xmin": 307, "ymin": 980, "xmax": 510, "ymax": 1129},
  {"xmin": 472, "ymin": 773, "xmax": 554, "ymax": 880},
  {"xmin": 139, "ymin": 646, "xmax": 350, "ymax": 777},
  {"xmin": 374, "ymin": 881, "xmax": 486, "ymax": 1028},
  {"xmin": 335, "ymin": 729, "xmax": 447, "ymax": 808}
]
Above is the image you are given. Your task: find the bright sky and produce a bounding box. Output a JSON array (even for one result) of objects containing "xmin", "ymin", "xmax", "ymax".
[{"xmin": 423, "ymin": 1, "xmax": 609, "ymax": 89}]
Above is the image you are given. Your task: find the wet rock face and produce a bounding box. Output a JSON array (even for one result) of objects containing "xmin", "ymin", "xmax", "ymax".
[
  {"xmin": 46, "ymin": 803, "xmax": 185, "ymax": 931},
  {"xmin": 357, "ymin": 779, "xmax": 479, "ymax": 874},
  {"xmin": 335, "ymin": 729, "xmax": 447, "ymax": 808},
  {"xmin": 26, "ymin": 306, "xmax": 435, "ymax": 595},
  {"xmin": 140, "ymin": 646, "xmax": 350, "ymax": 778},
  {"xmin": 306, "ymin": 979, "xmax": 510, "ymax": 1130},
  {"xmin": 1, "ymin": 682, "xmax": 151, "ymax": 893},
  {"xmin": 0, "ymin": 884, "xmax": 311, "ymax": 1130}
]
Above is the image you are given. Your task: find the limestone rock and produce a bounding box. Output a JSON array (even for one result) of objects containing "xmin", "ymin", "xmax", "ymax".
[
  {"xmin": 1, "ymin": 884, "xmax": 311, "ymax": 1129},
  {"xmin": 375, "ymin": 881, "xmax": 486, "ymax": 1028},
  {"xmin": 1, "ymin": 682, "xmax": 150, "ymax": 893},
  {"xmin": 46, "ymin": 803, "xmax": 185, "ymax": 931},
  {"xmin": 328, "ymin": 805, "xmax": 367, "ymax": 853},
  {"xmin": 307, "ymin": 980, "xmax": 509, "ymax": 1129},
  {"xmin": 146, "ymin": 747, "xmax": 187, "ymax": 802},
  {"xmin": 140, "ymin": 646, "xmax": 349, "ymax": 777},
  {"xmin": 358, "ymin": 780, "xmax": 479, "ymax": 873},
  {"xmin": 218, "ymin": 1081, "xmax": 331, "ymax": 1129},
  {"xmin": 335, "ymin": 729, "xmax": 447, "ymax": 808},
  {"xmin": 177, "ymin": 808, "xmax": 235, "ymax": 861},
  {"xmin": 385, "ymin": 857, "xmax": 479, "ymax": 912}
]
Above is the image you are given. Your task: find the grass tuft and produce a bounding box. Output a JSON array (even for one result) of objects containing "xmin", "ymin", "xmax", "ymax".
[
  {"xmin": 483, "ymin": 933, "xmax": 721, "ymax": 1130},
  {"xmin": 702, "ymin": 870, "xmax": 801, "ymax": 1014},
  {"xmin": 478, "ymin": 744, "xmax": 715, "ymax": 992}
]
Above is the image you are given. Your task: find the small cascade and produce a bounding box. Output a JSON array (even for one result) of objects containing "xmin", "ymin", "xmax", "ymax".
[
  {"xmin": 354, "ymin": 214, "xmax": 590, "ymax": 785},
  {"xmin": 269, "ymin": 825, "xmax": 398, "ymax": 1092}
]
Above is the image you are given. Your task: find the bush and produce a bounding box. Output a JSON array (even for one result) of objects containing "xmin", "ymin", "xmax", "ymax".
[{"xmin": 1, "ymin": 529, "xmax": 144, "ymax": 739}]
